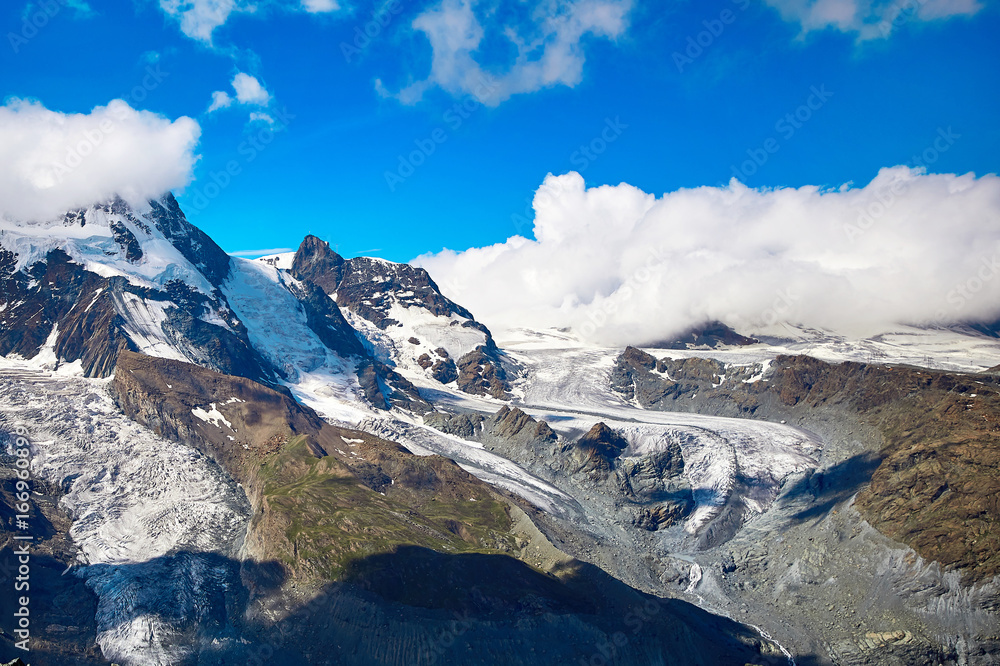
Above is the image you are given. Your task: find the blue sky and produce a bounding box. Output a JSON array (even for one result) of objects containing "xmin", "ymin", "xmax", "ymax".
[{"xmin": 2, "ymin": 0, "xmax": 998, "ymax": 262}]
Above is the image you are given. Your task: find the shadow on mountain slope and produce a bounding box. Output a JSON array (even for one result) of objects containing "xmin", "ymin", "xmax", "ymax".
[
  {"xmin": 14, "ymin": 546, "xmax": 790, "ymax": 666},
  {"xmin": 782, "ymin": 452, "xmax": 883, "ymax": 526}
]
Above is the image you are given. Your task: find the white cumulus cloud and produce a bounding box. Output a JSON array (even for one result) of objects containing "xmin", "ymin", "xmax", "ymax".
[
  {"xmin": 0, "ymin": 98, "xmax": 200, "ymax": 222},
  {"xmin": 208, "ymin": 73, "xmax": 271, "ymax": 113},
  {"xmin": 415, "ymin": 168, "xmax": 1000, "ymax": 345},
  {"xmin": 159, "ymin": 0, "xmax": 242, "ymax": 43},
  {"xmin": 207, "ymin": 90, "xmax": 233, "ymax": 112},
  {"xmin": 232, "ymin": 73, "xmax": 271, "ymax": 105},
  {"xmin": 389, "ymin": 0, "xmax": 631, "ymax": 106},
  {"xmin": 764, "ymin": 0, "xmax": 984, "ymax": 39}
]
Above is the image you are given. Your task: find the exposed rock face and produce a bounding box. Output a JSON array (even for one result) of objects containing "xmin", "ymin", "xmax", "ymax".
[
  {"xmin": 291, "ymin": 234, "xmax": 474, "ymax": 328},
  {"xmin": 290, "ymin": 235, "xmax": 514, "ymax": 396},
  {"xmin": 285, "ymin": 278, "xmax": 367, "ymax": 359},
  {"xmin": 0, "ymin": 247, "xmax": 129, "ymax": 376},
  {"xmin": 567, "ymin": 422, "xmax": 628, "ymax": 477},
  {"xmin": 145, "ymin": 193, "xmax": 232, "ymax": 287},
  {"xmin": 426, "ymin": 407, "xmax": 694, "ymax": 533},
  {"xmin": 0, "ymin": 248, "xmax": 272, "ymax": 382},
  {"xmin": 426, "ymin": 406, "xmax": 559, "ymax": 465},
  {"xmin": 356, "ymin": 358, "xmax": 434, "ymax": 413},
  {"xmin": 457, "ymin": 347, "xmax": 510, "ymax": 398},
  {"xmin": 429, "ymin": 354, "xmax": 458, "ymax": 384},
  {"xmin": 646, "ymin": 320, "xmax": 757, "ymax": 349},
  {"xmin": 612, "ymin": 346, "xmax": 746, "ymax": 410}
]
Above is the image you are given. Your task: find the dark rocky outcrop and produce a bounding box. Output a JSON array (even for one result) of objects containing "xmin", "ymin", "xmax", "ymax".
[
  {"xmin": 426, "ymin": 406, "xmax": 558, "ymax": 465},
  {"xmin": 612, "ymin": 346, "xmax": 756, "ymax": 414},
  {"xmin": 290, "ymin": 235, "xmax": 514, "ymax": 396},
  {"xmin": 356, "ymin": 358, "xmax": 434, "ymax": 414},
  {"xmin": 291, "ymin": 235, "xmax": 474, "ymax": 329},
  {"xmin": 0, "ymin": 248, "xmax": 131, "ymax": 377},
  {"xmin": 285, "ymin": 278, "xmax": 367, "ymax": 359},
  {"xmin": 430, "ymin": 355, "xmax": 458, "ymax": 384},
  {"xmin": 145, "ymin": 193, "xmax": 231, "ymax": 287},
  {"xmin": 109, "ymin": 219, "xmax": 142, "ymax": 262},
  {"xmin": 566, "ymin": 422, "xmax": 628, "ymax": 477},
  {"xmin": 427, "ymin": 408, "xmax": 694, "ymax": 532},
  {"xmin": 457, "ymin": 346, "xmax": 510, "ymax": 398},
  {"xmin": 645, "ymin": 320, "xmax": 757, "ymax": 349}
]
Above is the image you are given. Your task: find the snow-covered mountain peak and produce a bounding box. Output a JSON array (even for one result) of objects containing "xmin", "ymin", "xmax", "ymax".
[{"xmin": 0, "ymin": 193, "xmax": 225, "ymax": 296}]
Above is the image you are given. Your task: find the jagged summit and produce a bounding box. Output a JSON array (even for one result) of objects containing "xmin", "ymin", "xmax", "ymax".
[
  {"xmin": 289, "ymin": 235, "xmax": 513, "ymax": 398},
  {"xmin": 291, "ymin": 234, "xmax": 476, "ymax": 326}
]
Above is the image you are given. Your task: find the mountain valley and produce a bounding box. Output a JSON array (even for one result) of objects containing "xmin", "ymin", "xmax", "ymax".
[{"xmin": 1, "ymin": 196, "xmax": 999, "ymax": 665}]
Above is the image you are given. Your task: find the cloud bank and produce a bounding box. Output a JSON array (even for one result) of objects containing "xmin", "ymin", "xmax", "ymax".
[
  {"xmin": 0, "ymin": 99, "xmax": 201, "ymax": 222},
  {"xmin": 415, "ymin": 169, "xmax": 1000, "ymax": 345},
  {"xmin": 764, "ymin": 0, "xmax": 983, "ymax": 39},
  {"xmin": 386, "ymin": 0, "xmax": 631, "ymax": 106}
]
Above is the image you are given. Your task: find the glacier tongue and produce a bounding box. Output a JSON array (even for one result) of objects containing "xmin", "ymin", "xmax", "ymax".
[{"xmin": 0, "ymin": 359, "xmax": 250, "ymax": 666}]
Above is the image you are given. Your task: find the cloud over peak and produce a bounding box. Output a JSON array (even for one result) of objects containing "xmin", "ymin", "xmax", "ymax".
[
  {"xmin": 0, "ymin": 99, "xmax": 200, "ymax": 222},
  {"xmin": 415, "ymin": 168, "xmax": 1000, "ymax": 345}
]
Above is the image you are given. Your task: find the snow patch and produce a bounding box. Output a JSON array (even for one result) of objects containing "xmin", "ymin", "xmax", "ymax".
[{"xmin": 191, "ymin": 403, "xmax": 233, "ymax": 430}]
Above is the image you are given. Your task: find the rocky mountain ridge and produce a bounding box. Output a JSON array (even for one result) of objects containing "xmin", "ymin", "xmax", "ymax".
[{"xmin": 290, "ymin": 235, "xmax": 513, "ymax": 398}]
